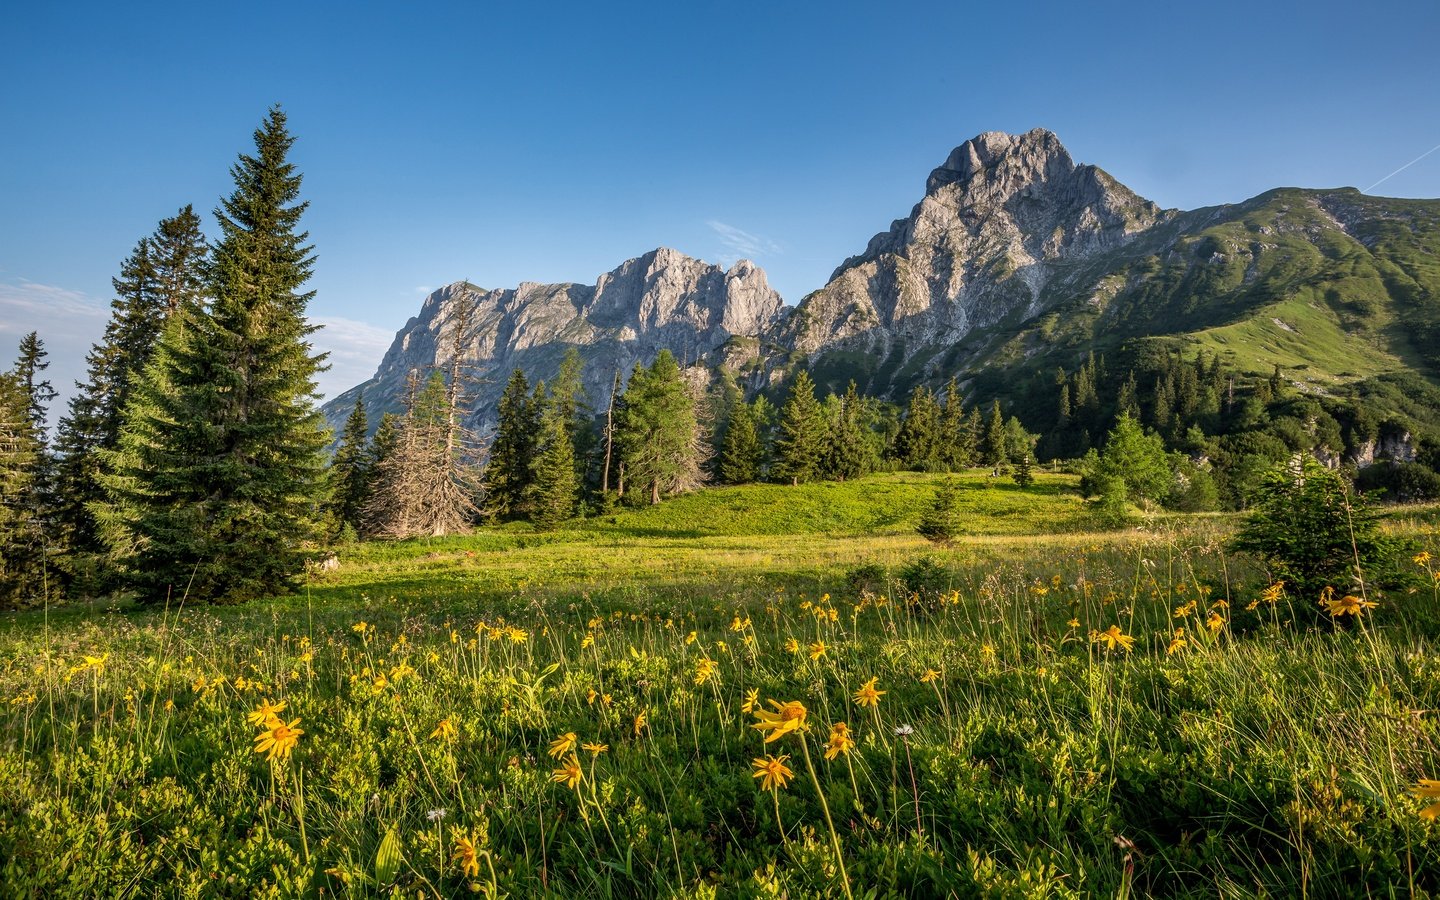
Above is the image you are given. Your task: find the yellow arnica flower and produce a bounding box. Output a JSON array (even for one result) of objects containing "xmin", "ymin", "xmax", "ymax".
[
  {"xmin": 453, "ymin": 834, "xmax": 480, "ymax": 878},
  {"xmin": 1414, "ymin": 779, "xmax": 1440, "ymax": 819},
  {"xmin": 808, "ymin": 641, "xmax": 826, "ymax": 661},
  {"xmin": 247, "ymin": 698, "xmax": 287, "ymax": 728},
  {"xmin": 254, "ymin": 717, "xmax": 304, "ymax": 762},
  {"xmin": 694, "ymin": 657, "xmax": 719, "ymax": 686},
  {"xmin": 853, "ymin": 677, "xmax": 885, "ymax": 708},
  {"xmin": 633, "ymin": 709, "xmax": 648, "ymax": 736},
  {"xmin": 581, "ymin": 633, "xmax": 594, "ymax": 649},
  {"xmin": 751, "ymin": 699, "xmax": 808, "ymax": 743},
  {"xmin": 919, "ymin": 669, "xmax": 940, "ymax": 684},
  {"xmin": 1166, "ymin": 629, "xmax": 1187, "ymax": 655},
  {"xmin": 431, "ymin": 718, "xmax": 457, "ymax": 742},
  {"xmin": 783, "ymin": 638, "xmax": 800, "ymax": 654},
  {"xmin": 824, "ymin": 722, "xmax": 855, "ymax": 760},
  {"xmin": 1091, "ymin": 625, "xmax": 1135, "ymax": 652},
  {"xmin": 752, "ymin": 754, "xmax": 794, "ymax": 791},
  {"xmin": 1206, "ymin": 612, "xmax": 1226, "ymax": 633},
  {"xmin": 548, "ymin": 731, "xmax": 578, "ymax": 758},
  {"xmin": 352, "ymin": 621, "xmax": 369, "ymax": 633},
  {"xmin": 586, "ymin": 688, "xmax": 598, "ymax": 705},
  {"xmin": 1415, "ymin": 551, "xmax": 1433, "ymax": 566},
  {"xmin": 582, "ymin": 742, "xmax": 608, "ymax": 755},
  {"xmin": 1260, "ymin": 581, "xmax": 1286, "ymax": 604},
  {"xmin": 742, "ymin": 688, "xmax": 759, "ymax": 713},
  {"xmin": 551, "ymin": 754, "xmax": 583, "ymax": 789},
  {"xmin": 1323, "ymin": 593, "xmax": 1377, "ymax": 617},
  {"xmin": 81, "ymin": 654, "xmax": 108, "ymax": 672}
]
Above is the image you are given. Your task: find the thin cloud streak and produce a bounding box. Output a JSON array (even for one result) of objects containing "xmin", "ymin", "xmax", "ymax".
[
  {"xmin": 707, "ymin": 220, "xmax": 782, "ymax": 263},
  {"xmin": 310, "ymin": 315, "xmax": 396, "ymax": 402}
]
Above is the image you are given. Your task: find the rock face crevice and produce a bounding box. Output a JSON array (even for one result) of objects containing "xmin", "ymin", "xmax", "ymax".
[{"xmin": 325, "ymin": 248, "xmax": 784, "ymax": 435}]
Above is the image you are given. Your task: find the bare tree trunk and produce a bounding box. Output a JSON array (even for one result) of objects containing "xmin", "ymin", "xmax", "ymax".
[{"xmin": 601, "ymin": 368, "xmax": 619, "ymax": 496}]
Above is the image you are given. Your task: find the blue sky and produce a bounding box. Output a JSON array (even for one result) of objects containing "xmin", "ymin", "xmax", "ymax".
[{"xmin": 3, "ymin": 0, "xmax": 1438, "ymax": 409}]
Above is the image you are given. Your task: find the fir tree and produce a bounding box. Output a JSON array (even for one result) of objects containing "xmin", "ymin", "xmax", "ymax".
[
  {"xmin": 718, "ymin": 400, "xmax": 762, "ymax": 485},
  {"xmin": 1013, "ymin": 453, "xmax": 1035, "ymax": 488},
  {"xmin": 100, "ymin": 107, "xmax": 330, "ymax": 603},
  {"xmin": 528, "ymin": 395, "xmax": 579, "ymax": 529},
  {"xmin": 773, "ymin": 370, "xmax": 826, "ymax": 485},
  {"xmin": 0, "ymin": 372, "xmax": 46, "ymax": 608},
  {"xmin": 616, "ymin": 350, "xmax": 702, "ymax": 504},
  {"xmin": 1116, "ymin": 371, "xmax": 1140, "ymax": 422},
  {"xmin": 329, "ymin": 394, "xmax": 373, "ymax": 536},
  {"xmin": 825, "ymin": 381, "xmax": 870, "ymax": 481},
  {"xmin": 981, "ymin": 400, "xmax": 1007, "ymax": 468},
  {"xmin": 487, "ymin": 369, "xmax": 539, "ymax": 520},
  {"xmin": 894, "ymin": 385, "xmax": 940, "ymax": 470},
  {"xmin": 11, "ymin": 332, "xmax": 55, "ymax": 437},
  {"xmin": 917, "ymin": 479, "xmax": 963, "ymax": 546}
]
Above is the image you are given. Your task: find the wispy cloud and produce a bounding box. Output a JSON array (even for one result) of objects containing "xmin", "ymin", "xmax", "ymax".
[
  {"xmin": 0, "ymin": 280, "xmax": 110, "ymax": 425},
  {"xmin": 311, "ymin": 315, "xmax": 396, "ymax": 401},
  {"xmin": 707, "ymin": 220, "xmax": 782, "ymax": 265}
]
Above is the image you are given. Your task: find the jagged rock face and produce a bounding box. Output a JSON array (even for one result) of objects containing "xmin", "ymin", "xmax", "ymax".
[
  {"xmin": 324, "ymin": 248, "xmax": 783, "ymax": 436},
  {"xmin": 779, "ymin": 128, "xmax": 1170, "ymax": 357}
]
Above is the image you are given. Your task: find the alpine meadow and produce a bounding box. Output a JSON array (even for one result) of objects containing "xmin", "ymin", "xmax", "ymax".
[{"xmin": 6, "ymin": 6, "xmax": 1440, "ymax": 895}]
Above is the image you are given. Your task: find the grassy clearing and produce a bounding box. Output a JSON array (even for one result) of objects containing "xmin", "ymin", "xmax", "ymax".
[{"xmin": 4, "ymin": 476, "xmax": 1440, "ymax": 897}]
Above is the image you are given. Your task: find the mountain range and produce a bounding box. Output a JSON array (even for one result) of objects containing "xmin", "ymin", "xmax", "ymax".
[{"xmin": 323, "ymin": 128, "xmax": 1440, "ymax": 435}]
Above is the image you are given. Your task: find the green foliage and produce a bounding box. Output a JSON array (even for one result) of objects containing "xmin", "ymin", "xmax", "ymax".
[
  {"xmin": 99, "ymin": 108, "xmax": 330, "ymax": 603},
  {"xmin": 773, "ymin": 370, "xmax": 826, "ymax": 485},
  {"xmin": 1231, "ymin": 455, "xmax": 1404, "ymax": 605},
  {"xmin": 487, "ymin": 369, "xmax": 539, "ymax": 520},
  {"xmin": 1012, "ymin": 453, "xmax": 1034, "ymax": 488},
  {"xmin": 527, "ymin": 396, "xmax": 579, "ymax": 530},
  {"xmin": 328, "ymin": 394, "xmax": 373, "ymax": 536},
  {"xmin": 1082, "ymin": 414, "xmax": 1171, "ymax": 508},
  {"xmin": 616, "ymin": 350, "xmax": 701, "ymax": 505},
  {"xmin": 823, "ymin": 381, "xmax": 873, "ymax": 481},
  {"xmin": 981, "ymin": 401, "xmax": 1007, "ymax": 468},
  {"xmin": 0, "ymin": 372, "xmax": 46, "ymax": 608},
  {"xmin": 916, "ymin": 479, "xmax": 963, "ymax": 545},
  {"xmin": 717, "ymin": 400, "xmax": 762, "ymax": 485}
]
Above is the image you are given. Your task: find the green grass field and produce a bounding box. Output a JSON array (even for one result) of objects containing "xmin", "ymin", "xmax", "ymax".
[{"xmin": 4, "ymin": 473, "xmax": 1440, "ymax": 897}]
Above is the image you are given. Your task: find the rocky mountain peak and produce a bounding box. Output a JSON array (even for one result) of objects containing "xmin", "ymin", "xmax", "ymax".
[{"xmin": 926, "ymin": 128, "xmax": 1072, "ymax": 193}]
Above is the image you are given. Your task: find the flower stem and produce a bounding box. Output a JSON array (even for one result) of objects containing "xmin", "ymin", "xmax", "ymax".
[{"xmin": 799, "ymin": 736, "xmax": 853, "ymax": 900}]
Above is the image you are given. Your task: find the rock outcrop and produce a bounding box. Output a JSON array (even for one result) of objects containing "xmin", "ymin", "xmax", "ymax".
[{"xmin": 324, "ymin": 248, "xmax": 784, "ymax": 436}]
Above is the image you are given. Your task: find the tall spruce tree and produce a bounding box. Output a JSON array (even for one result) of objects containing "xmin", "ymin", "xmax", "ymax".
[
  {"xmin": 825, "ymin": 381, "xmax": 870, "ymax": 481},
  {"xmin": 528, "ymin": 393, "xmax": 579, "ymax": 529},
  {"xmin": 329, "ymin": 394, "xmax": 374, "ymax": 537},
  {"xmin": 774, "ymin": 370, "xmax": 826, "ymax": 485},
  {"xmin": 100, "ymin": 108, "xmax": 330, "ymax": 603},
  {"xmin": 487, "ymin": 369, "xmax": 538, "ymax": 520},
  {"xmin": 981, "ymin": 400, "xmax": 1007, "ymax": 468},
  {"xmin": 54, "ymin": 208, "xmax": 209, "ymax": 566},
  {"xmin": 616, "ymin": 350, "xmax": 702, "ymax": 504},
  {"xmin": 11, "ymin": 333, "xmax": 56, "ymax": 437},
  {"xmin": 0, "ymin": 372, "xmax": 46, "ymax": 608},
  {"xmin": 718, "ymin": 400, "xmax": 762, "ymax": 485}
]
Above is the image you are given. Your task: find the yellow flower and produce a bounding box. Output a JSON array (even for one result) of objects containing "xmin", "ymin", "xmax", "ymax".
[
  {"xmin": 1206, "ymin": 612, "xmax": 1226, "ymax": 633},
  {"xmin": 751, "ymin": 753, "xmax": 794, "ymax": 791},
  {"xmin": 1090, "ymin": 625, "xmax": 1135, "ymax": 652},
  {"xmin": 551, "ymin": 754, "xmax": 583, "ymax": 790},
  {"xmin": 253, "ymin": 717, "xmax": 304, "ymax": 762},
  {"xmin": 352, "ymin": 621, "xmax": 370, "ymax": 634},
  {"xmin": 1066, "ymin": 619, "xmax": 1080, "ymax": 630},
  {"xmin": 81, "ymin": 654, "xmax": 108, "ymax": 672},
  {"xmin": 1323, "ymin": 592, "xmax": 1377, "ymax": 617},
  {"xmin": 1166, "ymin": 628, "xmax": 1187, "ymax": 655},
  {"xmin": 1173, "ymin": 601, "xmax": 1196, "ymax": 619},
  {"xmin": 919, "ymin": 669, "xmax": 940, "ymax": 684},
  {"xmin": 247, "ymin": 698, "xmax": 287, "ymax": 728},
  {"xmin": 751, "ymin": 699, "xmax": 808, "ymax": 743},
  {"xmin": 824, "ymin": 722, "xmax": 854, "ymax": 760},
  {"xmin": 1260, "ymin": 581, "xmax": 1286, "ymax": 604},
  {"xmin": 742, "ymin": 688, "xmax": 759, "ymax": 713},
  {"xmin": 852, "ymin": 677, "xmax": 885, "ymax": 708},
  {"xmin": 582, "ymin": 742, "xmax": 608, "ymax": 755},
  {"xmin": 1414, "ymin": 778, "xmax": 1440, "ymax": 819},
  {"xmin": 586, "ymin": 688, "xmax": 598, "ymax": 705},
  {"xmin": 684, "ymin": 631, "xmax": 697, "ymax": 645},
  {"xmin": 633, "ymin": 708, "xmax": 648, "ymax": 736},
  {"xmin": 694, "ymin": 657, "xmax": 719, "ymax": 686},
  {"xmin": 507, "ymin": 627, "xmax": 528, "ymax": 644},
  {"xmin": 453, "ymin": 834, "xmax": 480, "ymax": 878},
  {"xmin": 548, "ymin": 731, "xmax": 578, "ymax": 758},
  {"xmin": 431, "ymin": 718, "xmax": 457, "ymax": 742},
  {"xmin": 980, "ymin": 643, "xmax": 995, "ymax": 661},
  {"xmin": 1415, "ymin": 551, "xmax": 1433, "ymax": 566},
  {"xmin": 581, "ymin": 633, "xmax": 595, "ymax": 649},
  {"xmin": 783, "ymin": 638, "xmax": 800, "ymax": 654},
  {"xmin": 808, "ymin": 641, "xmax": 826, "ymax": 661}
]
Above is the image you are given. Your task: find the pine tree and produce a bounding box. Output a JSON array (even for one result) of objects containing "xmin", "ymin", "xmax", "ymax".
[
  {"xmin": 53, "ymin": 209, "xmax": 208, "ymax": 567},
  {"xmin": 917, "ymin": 479, "xmax": 963, "ymax": 546},
  {"xmin": 487, "ymin": 369, "xmax": 539, "ymax": 520},
  {"xmin": 100, "ymin": 108, "xmax": 329, "ymax": 603},
  {"xmin": 894, "ymin": 385, "xmax": 940, "ymax": 470},
  {"xmin": 1116, "ymin": 370, "xmax": 1140, "ymax": 422},
  {"xmin": 1013, "ymin": 453, "xmax": 1035, "ymax": 488},
  {"xmin": 825, "ymin": 381, "xmax": 870, "ymax": 481},
  {"xmin": 528, "ymin": 395, "xmax": 579, "ymax": 529},
  {"xmin": 718, "ymin": 400, "xmax": 762, "ymax": 484},
  {"xmin": 329, "ymin": 394, "xmax": 373, "ymax": 537},
  {"xmin": 773, "ymin": 370, "xmax": 826, "ymax": 485},
  {"xmin": 0, "ymin": 372, "xmax": 46, "ymax": 608},
  {"xmin": 616, "ymin": 350, "xmax": 701, "ymax": 504},
  {"xmin": 550, "ymin": 347, "xmax": 595, "ymax": 490},
  {"xmin": 981, "ymin": 401, "xmax": 1007, "ymax": 468},
  {"xmin": 939, "ymin": 377, "xmax": 967, "ymax": 470},
  {"xmin": 11, "ymin": 333, "xmax": 56, "ymax": 436}
]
